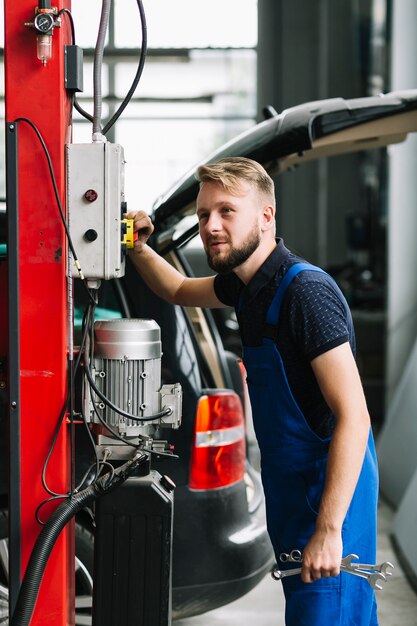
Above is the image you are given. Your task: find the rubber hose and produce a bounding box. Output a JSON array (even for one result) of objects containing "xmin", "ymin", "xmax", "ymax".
[{"xmin": 11, "ymin": 452, "xmax": 147, "ymax": 626}]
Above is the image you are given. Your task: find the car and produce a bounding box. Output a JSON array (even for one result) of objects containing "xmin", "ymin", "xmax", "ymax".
[
  {"xmin": 70, "ymin": 257, "xmax": 274, "ymax": 623},
  {"xmin": 1, "ymin": 90, "xmax": 417, "ymax": 625},
  {"xmin": 0, "ymin": 202, "xmax": 274, "ymax": 623}
]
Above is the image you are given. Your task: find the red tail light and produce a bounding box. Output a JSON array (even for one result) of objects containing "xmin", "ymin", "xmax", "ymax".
[{"xmin": 189, "ymin": 391, "xmax": 246, "ymax": 490}]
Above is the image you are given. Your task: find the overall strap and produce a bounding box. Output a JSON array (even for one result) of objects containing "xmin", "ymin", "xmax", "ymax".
[{"xmin": 266, "ymin": 263, "xmax": 326, "ymax": 327}]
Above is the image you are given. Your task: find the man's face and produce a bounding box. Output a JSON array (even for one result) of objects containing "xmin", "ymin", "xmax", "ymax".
[{"xmin": 196, "ymin": 180, "xmax": 262, "ymax": 274}]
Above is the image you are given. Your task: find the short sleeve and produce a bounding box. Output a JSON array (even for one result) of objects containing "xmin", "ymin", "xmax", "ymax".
[
  {"xmin": 214, "ymin": 273, "xmax": 244, "ymax": 307},
  {"xmin": 285, "ymin": 273, "xmax": 351, "ymax": 361}
]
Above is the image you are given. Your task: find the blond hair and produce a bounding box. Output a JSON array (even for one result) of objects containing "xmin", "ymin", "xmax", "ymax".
[{"xmin": 196, "ymin": 157, "xmax": 275, "ymax": 207}]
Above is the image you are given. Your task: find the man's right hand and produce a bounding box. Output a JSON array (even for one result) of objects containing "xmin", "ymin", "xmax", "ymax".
[{"xmin": 126, "ymin": 210, "xmax": 154, "ymax": 252}]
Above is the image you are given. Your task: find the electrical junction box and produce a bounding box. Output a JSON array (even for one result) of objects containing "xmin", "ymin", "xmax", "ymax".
[{"xmin": 66, "ymin": 142, "xmax": 127, "ymax": 280}]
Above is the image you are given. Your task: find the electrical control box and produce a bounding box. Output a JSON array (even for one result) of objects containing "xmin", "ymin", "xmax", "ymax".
[{"xmin": 66, "ymin": 142, "xmax": 127, "ymax": 280}]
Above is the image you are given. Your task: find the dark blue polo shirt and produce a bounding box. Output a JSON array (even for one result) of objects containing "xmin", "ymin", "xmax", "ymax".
[{"xmin": 214, "ymin": 239, "xmax": 355, "ymax": 438}]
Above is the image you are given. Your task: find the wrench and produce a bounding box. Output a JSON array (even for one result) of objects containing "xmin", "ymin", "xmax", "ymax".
[
  {"xmin": 272, "ymin": 565, "xmax": 386, "ymax": 589},
  {"xmin": 272, "ymin": 559, "xmax": 388, "ymax": 589},
  {"xmin": 340, "ymin": 565, "xmax": 387, "ymax": 590},
  {"xmin": 279, "ymin": 551, "xmax": 394, "ymax": 576},
  {"xmin": 272, "ymin": 566, "xmax": 302, "ymax": 580},
  {"xmin": 279, "ymin": 550, "xmax": 302, "ymax": 563},
  {"xmin": 341, "ymin": 554, "xmax": 394, "ymax": 577}
]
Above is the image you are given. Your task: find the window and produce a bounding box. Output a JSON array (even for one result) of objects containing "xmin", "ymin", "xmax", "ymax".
[{"xmin": 0, "ymin": 0, "xmax": 257, "ymax": 210}]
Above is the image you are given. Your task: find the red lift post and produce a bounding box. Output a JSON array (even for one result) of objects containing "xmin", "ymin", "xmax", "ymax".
[{"xmin": 4, "ymin": 1, "xmax": 74, "ymax": 624}]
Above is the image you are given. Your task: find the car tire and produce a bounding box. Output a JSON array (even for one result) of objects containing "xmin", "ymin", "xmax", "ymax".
[{"xmin": 0, "ymin": 510, "xmax": 94, "ymax": 626}]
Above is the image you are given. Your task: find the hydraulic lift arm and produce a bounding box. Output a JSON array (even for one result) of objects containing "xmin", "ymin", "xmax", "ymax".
[{"xmin": 4, "ymin": 1, "xmax": 74, "ymax": 624}]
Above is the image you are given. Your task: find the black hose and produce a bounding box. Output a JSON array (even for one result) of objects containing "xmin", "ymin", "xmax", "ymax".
[{"xmin": 11, "ymin": 452, "xmax": 148, "ymax": 626}]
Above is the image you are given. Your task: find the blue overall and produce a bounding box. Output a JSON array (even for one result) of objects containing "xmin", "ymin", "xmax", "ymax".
[{"xmin": 240, "ymin": 263, "xmax": 379, "ymax": 626}]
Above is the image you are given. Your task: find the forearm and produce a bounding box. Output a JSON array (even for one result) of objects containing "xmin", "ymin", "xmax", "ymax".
[
  {"xmin": 128, "ymin": 244, "xmax": 187, "ymax": 304},
  {"xmin": 128, "ymin": 244, "xmax": 222, "ymax": 308},
  {"xmin": 316, "ymin": 409, "xmax": 370, "ymax": 533},
  {"xmin": 301, "ymin": 410, "xmax": 370, "ymax": 582}
]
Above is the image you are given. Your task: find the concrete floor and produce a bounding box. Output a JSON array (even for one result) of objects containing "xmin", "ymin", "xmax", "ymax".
[{"xmin": 175, "ymin": 498, "xmax": 417, "ymax": 626}]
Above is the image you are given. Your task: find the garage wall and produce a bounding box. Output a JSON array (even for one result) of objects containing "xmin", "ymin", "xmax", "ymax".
[
  {"xmin": 256, "ymin": 0, "xmax": 389, "ymax": 422},
  {"xmin": 386, "ymin": 0, "xmax": 417, "ymax": 402},
  {"xmin": 257, "ymin": 0, "xmax": 370, "ymax": 269}
]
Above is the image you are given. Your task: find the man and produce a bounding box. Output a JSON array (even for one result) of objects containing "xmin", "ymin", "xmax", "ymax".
[{"xmin": 127, "ymin": 157, "xmax": 379, "ymax": 625}]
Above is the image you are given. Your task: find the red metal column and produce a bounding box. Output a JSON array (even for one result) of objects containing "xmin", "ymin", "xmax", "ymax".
[{"xmin": 4, "ymin": 2, "xmax": 74, "ymax": 624}]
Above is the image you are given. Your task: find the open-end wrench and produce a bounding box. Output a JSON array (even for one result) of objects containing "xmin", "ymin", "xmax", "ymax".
[
  {"xmin": 272, "ymin": 565, "xmax": 386, "ymax": 589},
  {"xmin": 272, "ymin": 561, "xmax": 387, "ymax": 589},
  {"xmin": 280, "ymin": 551, "xmax": 394, "ymax": 577},
  {"xmin": 340, "ymin": 565, "xmax": 387, "ymax": 590},
  {"xmin": 341, "ymin": 554, "xmax": 394, "ymax": 577}
]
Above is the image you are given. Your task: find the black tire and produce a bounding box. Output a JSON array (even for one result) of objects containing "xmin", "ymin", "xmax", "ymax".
[{"xmin": 0, "ymin": 511, "xmax": 94, "ymax": 626}]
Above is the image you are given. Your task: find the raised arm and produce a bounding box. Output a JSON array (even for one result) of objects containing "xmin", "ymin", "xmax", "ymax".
[{"xmin": 127, "ymin": 210, "xmax": 224, "ymax": 308}]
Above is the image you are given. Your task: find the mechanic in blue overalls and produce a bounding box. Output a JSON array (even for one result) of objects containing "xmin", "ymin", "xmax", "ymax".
[{"xmin": 128, "ymin": 156, "xmax": 379, "ymax": 626}]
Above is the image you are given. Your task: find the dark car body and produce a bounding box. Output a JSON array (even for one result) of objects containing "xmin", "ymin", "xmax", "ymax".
[
  {"xmin": 132, "ymin": 89, "xmax": 417, "ymax": 617},
  {"xmin": 1, "ymin": 90, "xmax": 417, "ymax": 624},
  {"xmin": 152, "ymin": 90, "xmax": 417, "ymax": 231},
  {"xmin": 87, "ymin": 268, "xmax": 274, "ymax": 619}
]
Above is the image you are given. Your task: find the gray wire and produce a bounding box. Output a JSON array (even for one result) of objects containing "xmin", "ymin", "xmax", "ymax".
[{"xmin": 93, "ymin": 0, "xmax": 112, "ymax": 136}]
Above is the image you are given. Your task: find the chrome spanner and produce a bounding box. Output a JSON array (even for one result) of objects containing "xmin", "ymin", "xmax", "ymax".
[
  {"xmin": 272, "ymin": 559, "xmax": 388, "ymax": 589},
  {"xmin": 272, "ymin": 566, "xmax": 303, "ymax": 580},
  {"xmin": 341, "ymin": 554, "xmax": 394, "ymax": 577},
  {"xmin": 340, "ymin": 564, "xmax": 387, "ymax": 590},
  {"xmin": 272, "ymin": 565, "xmax": 385, "ymax": 588},
  {"xmin": 279, "ymin": 550, "xmax": 302, "ymax": 563}
]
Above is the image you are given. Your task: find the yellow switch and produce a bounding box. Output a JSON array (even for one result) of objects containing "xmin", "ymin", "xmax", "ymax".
[{"xmin": 121, "ymin": 218, "xmax": 135, "ymax": 249}]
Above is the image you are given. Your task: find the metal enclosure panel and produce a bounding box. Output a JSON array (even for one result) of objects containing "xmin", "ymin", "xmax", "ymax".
[{"xmin": 67, "ymin": 142, "xmax": 126, "ymax": 280}]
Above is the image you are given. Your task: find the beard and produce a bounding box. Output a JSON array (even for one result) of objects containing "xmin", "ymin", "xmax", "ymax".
[{"xmin": 205, "ymin": 229, "xmax": 261, "ymax": 274}]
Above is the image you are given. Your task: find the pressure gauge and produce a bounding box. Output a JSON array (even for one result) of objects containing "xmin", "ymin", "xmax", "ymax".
[{"xmin": 33, "ymin": 12, "xmax": 55, "ymax": 34}]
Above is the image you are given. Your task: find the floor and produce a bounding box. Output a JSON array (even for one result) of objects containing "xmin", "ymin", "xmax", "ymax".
[{"xmin": 175, "ymin": 497, "xmax": 417, "ymax": 625}]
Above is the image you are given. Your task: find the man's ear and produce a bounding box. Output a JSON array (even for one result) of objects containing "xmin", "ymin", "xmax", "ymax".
[{"xmin": 261, "ymin": 204, "xmax": 276, "ymax": 232}]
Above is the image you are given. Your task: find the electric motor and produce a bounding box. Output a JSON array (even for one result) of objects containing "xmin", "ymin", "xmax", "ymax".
[{"xmin": 87, "ymin": 319, "xmax": 181, "ymax": 443}]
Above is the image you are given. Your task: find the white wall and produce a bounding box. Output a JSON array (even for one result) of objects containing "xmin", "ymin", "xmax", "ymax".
[{"xmin": 386, "ymin": 0, "xmax": 417, "ymax": 403}]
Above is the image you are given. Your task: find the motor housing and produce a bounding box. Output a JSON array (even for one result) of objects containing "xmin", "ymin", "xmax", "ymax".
[{"xmin": 87, "ymin": 318, "xmax": 181, "ymax": 453}]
